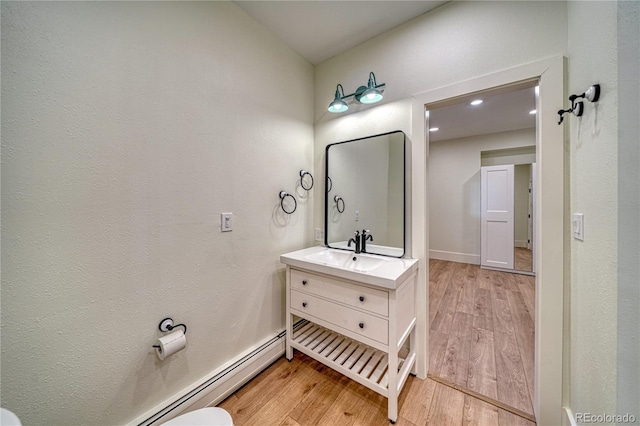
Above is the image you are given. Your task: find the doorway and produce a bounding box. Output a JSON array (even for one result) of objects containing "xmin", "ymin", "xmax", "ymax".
[
  {"xmin": 426, "ymin": 84, "xmax": 537, "ymax": 420},
  {"xmin": 411, "ymin": 57, "xmax": 565, "ymax": 425}
]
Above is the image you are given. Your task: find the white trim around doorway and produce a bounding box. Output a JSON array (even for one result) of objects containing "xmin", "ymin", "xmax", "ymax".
[{"xmin": 410, "ymin": 56, "xmax": 565, "ymax": 426}]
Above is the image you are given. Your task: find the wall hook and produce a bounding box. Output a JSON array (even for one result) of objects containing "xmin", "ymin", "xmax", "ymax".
[
  {"xmin": 560, "ymin": 83, "xmax": 600, "ymax": 124},
  {"xmin": 570, "ymin": 84, "xmax": 601, "ymax": 104},
  {"xmin": 558, "ymin": 101, "xmax": 583, "ymax": 124}
]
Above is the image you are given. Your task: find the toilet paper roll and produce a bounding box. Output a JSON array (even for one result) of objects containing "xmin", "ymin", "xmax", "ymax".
[{"xmin": 155, "ymin": 330, "xmax": 186, "ymax": 360}]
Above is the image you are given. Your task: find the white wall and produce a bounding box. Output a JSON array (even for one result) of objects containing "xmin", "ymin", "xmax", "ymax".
[
  {"xmin": 616, "ymin": 0, "xmax": 640, "ymax": 416},
  {"xmin": 313, "ymin": 0, "xmax": 567, "ymax": 235},
  {"xmin": 566, "ymin": 0, "xmax": 619, "ymax": 420},
  {"xmin": 0, "ymin": 2, "xmax": 314, "ymax": 425},
  {"xmin": 429, "ymin": 129, "xmax": 535, "ymax": 264}
]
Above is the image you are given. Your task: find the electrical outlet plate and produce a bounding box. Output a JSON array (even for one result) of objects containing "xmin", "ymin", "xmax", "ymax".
[{"xmin": 315, "ymin": 228, "xmax": 324, "ymax": 242}]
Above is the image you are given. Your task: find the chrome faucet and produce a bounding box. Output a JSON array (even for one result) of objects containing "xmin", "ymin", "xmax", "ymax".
[
  {"xmin": 348, "ymin": 230, "xmax": 361, "ymax": 254},
  {"xmin": 361, "ymin": 229, "xmax": 373, "ymax": 253}
]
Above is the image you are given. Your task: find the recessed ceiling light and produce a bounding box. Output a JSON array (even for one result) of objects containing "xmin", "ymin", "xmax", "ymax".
[
  {"xmin": 470, "ymin": 99, "xmax": 483, "ymax": 106},
  {"xmin": 429, "ymin": 127, "xmax": 439, "ymax": 132},
  {"xmin": 529, "ymin": 109, "xmax": 537, "ymax": 115}
]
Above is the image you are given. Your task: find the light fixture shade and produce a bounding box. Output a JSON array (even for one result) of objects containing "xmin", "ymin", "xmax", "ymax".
[
  {"xmin": 328, "ymin": 98, "xmax": 348, "ymax": 113},
  {"xmin": 355, "ymin": 72, "xmax": 384, "ymax": 104},
  {"xmin": 328, "ymin": 84, "xmax": 349, "ymax": 113},
  {"xmin": 359, "ymin": 87, "xmax": 383, "ymax": 104}
]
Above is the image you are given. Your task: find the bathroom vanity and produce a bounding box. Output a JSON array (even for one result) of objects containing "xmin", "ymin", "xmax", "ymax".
[{"xmin": 281, "ymin": 246, "xmax": 418, "ymax": 424}]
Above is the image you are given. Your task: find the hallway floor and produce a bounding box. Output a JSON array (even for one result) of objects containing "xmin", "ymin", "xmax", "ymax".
[{"xmin": 429, "ymin": 259, "xmax": 535, "ymax": 418}]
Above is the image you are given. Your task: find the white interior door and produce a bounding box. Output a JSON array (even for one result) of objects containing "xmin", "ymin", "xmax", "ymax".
[{"xmin": 481, "ymin": 164, "xmax": 515, "ymax": 270}]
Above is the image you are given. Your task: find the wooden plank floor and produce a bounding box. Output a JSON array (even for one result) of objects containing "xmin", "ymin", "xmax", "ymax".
[
  {"xmin": 514, "ymin": 248, "xmax": 533, "ymax": 272},
  {"xmin": 219, "ymin": 351, "xmax": 536, "ymax": 426},
  {"xmin": 217, "ymin": 259, "xmax": 536, "ymax": 425},
  {"xmin": 429, "ymin": 259, "xmax": 535, "ymax": 418}
]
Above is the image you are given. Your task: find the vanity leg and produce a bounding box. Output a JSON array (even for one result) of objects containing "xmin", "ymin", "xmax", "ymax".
[
  {"xmin": 285, "ymin": 266, "xmax": 293, "ymax": 361},
  {"xmin": 387, "ymin": 342, "xmax": 399, "ymax": 424}
]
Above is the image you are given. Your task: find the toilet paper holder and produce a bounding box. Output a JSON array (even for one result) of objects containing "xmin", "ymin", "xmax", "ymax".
[{"xmin": 152, "ymin": 317, "xmax": 187, "ymax": 349}]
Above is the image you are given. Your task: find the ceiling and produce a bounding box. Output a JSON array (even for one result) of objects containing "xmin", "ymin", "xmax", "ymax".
[
  {"xmin": 234, "ymin": 1, "xmax": 448, "ymax": 65},
  {"xmin": 234, "ymin": 1, "xmax": 536, "ymax": 141},
  {"xmin": 428, "ymin": 86, "xmax": 537, "ymax": 142}
]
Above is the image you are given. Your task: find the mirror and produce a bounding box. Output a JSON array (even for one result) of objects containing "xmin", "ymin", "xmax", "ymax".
[{"xmin": 324, "ymin": 130, "xmax": 406, "ymax": 258}]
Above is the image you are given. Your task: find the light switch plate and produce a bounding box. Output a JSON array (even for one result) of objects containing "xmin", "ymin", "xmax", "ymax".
[
  {"xmin": 221, "ymin": 213, "xmax": 233, "ymax": 232},
  {"xmin": 572, "ymin": 213, "xmax": 584, "ymax": 241}
]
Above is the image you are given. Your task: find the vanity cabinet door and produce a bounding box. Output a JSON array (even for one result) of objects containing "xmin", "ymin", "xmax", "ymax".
[
  {"xmin": 290, "ymin": 269, "xmax": 389, "ymax": 316},
  {"xmin": 291, "ymin": 290, "xmax": 389, "ymax": 345}
]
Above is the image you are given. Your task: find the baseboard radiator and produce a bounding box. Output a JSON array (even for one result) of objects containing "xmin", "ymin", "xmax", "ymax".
[{"xmin": 132, "ymin": 329, "xmax": 288, "ymax": 426}]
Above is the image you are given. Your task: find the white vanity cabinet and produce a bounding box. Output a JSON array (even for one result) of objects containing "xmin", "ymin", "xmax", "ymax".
[{"xmin": 282, "ymin": 248, "xmax": 418, "ymax": 424}]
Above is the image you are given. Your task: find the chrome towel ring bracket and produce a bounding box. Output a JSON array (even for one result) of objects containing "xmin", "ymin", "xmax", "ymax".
[
  {"xmin": 299, "ymin": 170, "xmax": 314, "ymax": 191},
  {"xmin": 279, "ymin": 191, "xmax": 297, "ymax": 214},
  {"xmin": 334, "ymin": 195, "xmax": 345, "ymax": 213}
]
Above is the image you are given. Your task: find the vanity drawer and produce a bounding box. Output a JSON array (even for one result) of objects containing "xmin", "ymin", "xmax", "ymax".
[
  {"xmin": 291, "ymin": 289, "xmax": 388, "ymax": 345},
  {"xmin": 290, "ymin": 269, "xmax": 389, "ymax": 316}
]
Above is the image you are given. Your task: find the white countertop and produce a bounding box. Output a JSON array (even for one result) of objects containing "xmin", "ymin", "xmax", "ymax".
[{"xmin": 280, "ymin": 246, "xmax": 418, "ymax": 290}]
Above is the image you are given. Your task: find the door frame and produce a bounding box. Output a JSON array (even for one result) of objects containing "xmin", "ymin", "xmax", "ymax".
[{"xmin": 411, "ymin": 56, "xmax": 565, "ymax": 425}]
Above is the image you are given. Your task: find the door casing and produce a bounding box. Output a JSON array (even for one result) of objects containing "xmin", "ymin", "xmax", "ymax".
[{"xmin": 411, "ymin": 56, "xmax": 565, "ymax": 426}]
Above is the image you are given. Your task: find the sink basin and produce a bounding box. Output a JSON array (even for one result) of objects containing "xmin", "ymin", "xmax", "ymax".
[{"xmin": 305, "ymin": 249, "xmax": 390, "ymax": 272}]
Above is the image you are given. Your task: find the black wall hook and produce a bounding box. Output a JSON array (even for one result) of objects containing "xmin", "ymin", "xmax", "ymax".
[
  {"xmin": 571, "ymin": 84, "xmax": 601, "ymax": 104},
  {"xmin": 559, "ymin": 84, "xmax": 600, "ymax": 125},
  {"xmin": 558, "ymin": 101, "xmax": 584, "ymax": 124}
]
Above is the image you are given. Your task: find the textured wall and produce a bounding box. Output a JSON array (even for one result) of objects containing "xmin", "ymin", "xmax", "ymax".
[
  {"xmin": 567, "ymin": 0, "xmax": 619, "ymax": 419},
  {"xmin": 1, "ymin": 2, "xmax": 313, "ymax": 424},
  {"xmin": 616, "ymin": 0, "xmax": 640, "ymax": 417}
]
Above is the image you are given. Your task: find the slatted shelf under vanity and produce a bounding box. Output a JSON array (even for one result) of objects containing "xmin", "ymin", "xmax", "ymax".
[{"xmin": 292, "ymin": 321, "xmax": 413, "ymax": 397}]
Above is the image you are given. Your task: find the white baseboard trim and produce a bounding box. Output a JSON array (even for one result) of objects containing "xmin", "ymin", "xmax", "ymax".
[
  {"xmin": 130, "ymin": 330, "xmax": 286, "ymax": 426},
  {"xmin": 429, "ymin": 249, "xmax": 480, "ymax": 265},
  {"xmin": 515, "ymin": 240, "xmax": 529, "ymax": 248},
  {"xmin": 564, "ymin": 407, "xmax": 578, "ymax": 426}
]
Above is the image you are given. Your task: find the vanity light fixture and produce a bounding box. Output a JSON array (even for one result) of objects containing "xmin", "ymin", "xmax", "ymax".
[
  {"xmin": 328, "ymin": 84, "xmax": 349, "ymax": 113},
  {"xmin": 470, "ymin": 99, "xmax": 483, "ymax": 106},
  {"xmin": 327, "ymin": 72, "xmax": 386, "ymax": 113},
  {"xmin": 356, "ymin": 72, "xmax": 384, "ymax": 104}
]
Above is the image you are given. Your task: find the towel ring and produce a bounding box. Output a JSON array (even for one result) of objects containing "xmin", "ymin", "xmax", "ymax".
[
  {"xmin": 299, "ymin": 170, "xmax": 314, "ymax": 191},
  {"xmin": 334, "ymin": 195, "xmax": 345, "ymax": 213},
  {"xmin": 279, "ymin": 191, "xmax": 297, "ymax": 214}
]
